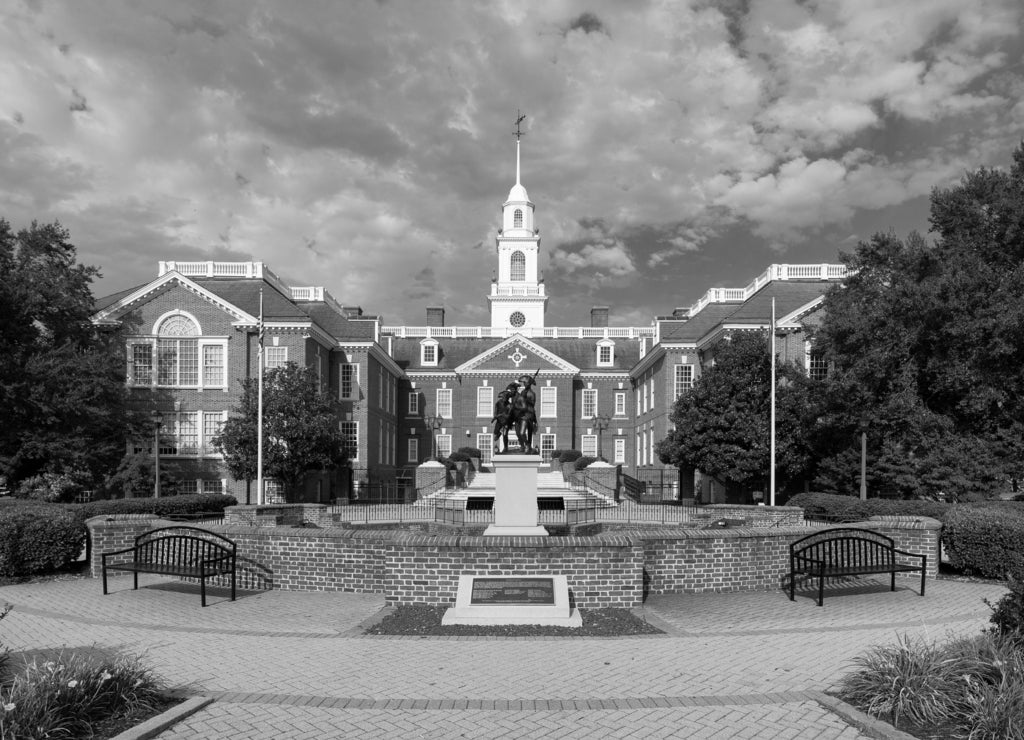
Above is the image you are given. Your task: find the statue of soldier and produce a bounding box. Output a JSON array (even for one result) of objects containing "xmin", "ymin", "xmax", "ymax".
[
  {"xmin": 491, "ymin": 383, "xmax": 519, "ymax": 454},
  {"xmin": 511, "ymin": 370, "xmax": 539, "ymax": 454}
]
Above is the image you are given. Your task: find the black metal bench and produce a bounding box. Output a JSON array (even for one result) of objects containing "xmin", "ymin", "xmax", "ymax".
[
  {"xmin": 789, "ymin": 527, "xmax": 926, "ymax": 606},
  {"xmin": 102, "ymin": 526, "xmax": 236, "ymax": 607}
]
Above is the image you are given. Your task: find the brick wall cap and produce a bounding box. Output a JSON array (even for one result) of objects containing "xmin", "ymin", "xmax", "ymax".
[{"xmin": 866, "ymin": 515, "xmax": 942, "ymax": 530}]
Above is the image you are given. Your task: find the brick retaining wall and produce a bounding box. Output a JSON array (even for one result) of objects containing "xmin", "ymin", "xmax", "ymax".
[{"xmin": 87, "ymin": 513, "xmax": 941, "ymax": 606}]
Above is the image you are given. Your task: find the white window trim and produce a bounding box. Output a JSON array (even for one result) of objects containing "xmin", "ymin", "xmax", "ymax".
[
  {"xmin": 436, "ymin": 433, "xmax": 452, "ymax": 459},
  {"xmin": 581, "ymin": 434, "xmax": 598, "ymax": 458},
  {"xmin": 126, "ymin": 336, "xmax": 228, "ymax": 390},
  {"xmin": 613, "ymin": 437, "xmax": 626, "ymax": 464},
  {"xmin": 407, "ymin": 437, "xmax": 419, "ymax": 463},
  {"xmin": 539, "ymin": 433, "xmax": 556, "ymax": 463},
  {"xmin": 436, "ymin": 388, "xmax": 453, "ymax": 419},
  {"xmin": 614, "ymin": 391, "xmax": 626, "ymax": 416},
  {"xmin": 340, "ymin": 420, "xmax": 359, "ymax": 461},
  {"xmin": 420, "ymin": 339, "xmax": 439, "ymax": 367},
  {"xmin": 264, "ymin": 345, "xmax": 288, "ymax": 370},
  {"xmin": 340, "ymin": 363, "xmax": 360, "ymax": 401},
  {"xmin": 539, "ymin": 386, "xmax": 557, "ymax": 419},
  {"xmin": 674, "ymin": 364, "xmax": 694, "ymax": 400},
  {"xmin": 408, "ymin": 391, "xmax": 420, "ymax": 416},
  {"xmin": 477, "ymin": 385, "xmax": 494, "ymax": 418},
  {"xmin": 581, "ymin": 388, "xmax": 598, "ymax": 419},
  {"xmin": 596, "ymin": 339, "xmax": 615, "ymax": 367}
]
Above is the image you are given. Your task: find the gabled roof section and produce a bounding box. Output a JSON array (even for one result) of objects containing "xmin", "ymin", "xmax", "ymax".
[
  {"xmin": 658, "ymin": 304, "xmax": 738, "ymax": 343},
  {"xmin": 92, "ymin": 271, "xmax": 258, "ymax": 325},
  {"xmin": 454, "ymin": 334, "xmax": 580, "ymax": 375}
]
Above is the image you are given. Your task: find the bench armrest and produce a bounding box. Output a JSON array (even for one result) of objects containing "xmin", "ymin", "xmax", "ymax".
[
  {"xmin": 892, "ymin": 548, "xmax": 927, "ymax": 562},
  {"xmin": 101, "ymin": 546, "xmax": 140, "ymax": 559}
]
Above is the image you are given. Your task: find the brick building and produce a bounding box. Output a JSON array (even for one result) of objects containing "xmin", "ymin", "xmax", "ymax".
[{"xmin": 92, "ymin": 135, "xmax": 845, "ymax": 502}]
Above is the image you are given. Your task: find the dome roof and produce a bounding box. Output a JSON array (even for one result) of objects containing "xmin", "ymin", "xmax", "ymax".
[{"xmin": 506, "ymin": 183, "xmax": 530, "ymax": 203}]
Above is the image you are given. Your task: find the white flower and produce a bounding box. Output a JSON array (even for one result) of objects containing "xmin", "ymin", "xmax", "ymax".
[
  {"xmin": 3, "ymin": 703, "xmax": 15, "ymax": 712},
  {"xmin": 67, "ymin": 680, "xmax": 78, "ymax": 688},
  {"xmin": 99, "ymin": 671, "xmax": 112, "ymax": 682}
]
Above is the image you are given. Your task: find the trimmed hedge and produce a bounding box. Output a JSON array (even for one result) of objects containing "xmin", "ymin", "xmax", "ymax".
[
  {"xmin": 0, "ymin": 507, "xmax": 85, "ymax": 578},
  {"xmin": 785, "ymin": 492, "xmax": 949, "ymax": 522},
  {"xmin": 942, "ymin": 505, "xmax": 1024, "ymax": 579},
  {"xmin": 574, "ymin": 456, "xmax": 598, "ymax": 471},
  {"xmin": 447, "ymin": 451, "xmax": 472, "ymax": 463},
  {"xmin": 559, "ymin": 450, "xmax": 582, "ymax": 463},
  {"xmin": 457, "ymin": 447, "xmax": 482, "ymax": 459},
  {"xmin": 69, "ymin": 493, "xmax": 237, "ymax": 520}
]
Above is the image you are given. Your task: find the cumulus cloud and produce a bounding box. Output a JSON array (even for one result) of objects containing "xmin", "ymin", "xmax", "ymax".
[{"xmin": 0, "ymin": 0, "xmax": 1021, "ymax": 324}]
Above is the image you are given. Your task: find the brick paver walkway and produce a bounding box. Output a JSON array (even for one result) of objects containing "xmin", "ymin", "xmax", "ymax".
[{"xmin": 0, "ymin": 575, "xmax": 1006, "ymax": 739}]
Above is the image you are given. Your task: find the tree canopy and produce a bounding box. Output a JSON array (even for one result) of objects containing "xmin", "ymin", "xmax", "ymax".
[
  {"xmin": 810, "ymin": 144, "xmax": 1024, "ymax": 499},
  {"xmin": 216, "ymin": 363, "xmax": 348, "ymax": 499},
  {"xmin": 0, "ymin": 219, "xmax": 134, "ymax": 489},
  {"xmin": 655, "ymin": 331, "xmax": 813, "ymax": 492}
]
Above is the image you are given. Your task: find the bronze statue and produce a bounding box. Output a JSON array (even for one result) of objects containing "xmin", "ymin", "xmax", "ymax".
[
  {"xmin": 509, "ymin": 369, "xmax": 539, "ymax": 454},
  {"xmin": 491, "ymin": 383, "xmax": 519, "ymax": 454}
]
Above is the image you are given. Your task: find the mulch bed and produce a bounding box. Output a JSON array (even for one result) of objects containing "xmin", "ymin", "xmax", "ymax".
[
  {"xmin": 91, "ymin": 696, "xmax": 183, "ymax": 740},
  {"xmin": 365, "ymin": 605, "xmax": 664, "ymax": 637}
]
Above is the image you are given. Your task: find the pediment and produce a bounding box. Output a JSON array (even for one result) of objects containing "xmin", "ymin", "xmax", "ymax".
[
  {"xmin": 454, "ymin": 334, "xmax": 579, "ymax": 374},
  {"xmin": 92, "ymin": 271, "xmax": 256, "ymax": 326}
]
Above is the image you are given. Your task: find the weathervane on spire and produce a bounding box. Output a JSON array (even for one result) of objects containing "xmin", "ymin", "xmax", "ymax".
[{"xmin": 514, "ymin": 110, "xmax": 527, "ymax": 140}]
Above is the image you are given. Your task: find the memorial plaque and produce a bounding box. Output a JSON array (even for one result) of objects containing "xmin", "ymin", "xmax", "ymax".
[{"xmin": 470, "ymin": 577, "xmax": 555, "ymax": 606}]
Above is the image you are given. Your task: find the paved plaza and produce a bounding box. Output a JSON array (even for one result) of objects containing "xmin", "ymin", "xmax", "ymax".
[{"xmin": 0, "ymin": 574, "xmax": 1007, "ymax": 739}]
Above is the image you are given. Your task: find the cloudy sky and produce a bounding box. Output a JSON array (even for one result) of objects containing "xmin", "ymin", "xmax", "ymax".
[{"xmin": 3, "ymin": 1, "xmax": 1023, "ymax": 326}]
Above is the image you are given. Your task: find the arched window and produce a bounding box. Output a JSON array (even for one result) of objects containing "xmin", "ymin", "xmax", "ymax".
[
  {"xmin": 156, "ymin": 314, "xmax": 200, "ymax": 385},
  {"xmin": 510, "ymin": 251, "xmax": 526, "ymax": 281},
  {"xmin": 513, "ymin": 209, "xmax": 523, "ymax": 228}
]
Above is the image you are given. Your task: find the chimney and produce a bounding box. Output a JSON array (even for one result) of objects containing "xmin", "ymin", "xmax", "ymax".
[
  {"xmin": 425, "ymin": 306, "xmax": 446, "ymax": 327},
  {"xmin": 590, "ymin": 306, "xmax": 609, "ymax": 328},
  {"xmin": 342, "ymin": 306, "xmax": 363, "ymax": 318},
  {"xmin": 672, "ymin": 307, "xmax": 687, "ymax": 318}
]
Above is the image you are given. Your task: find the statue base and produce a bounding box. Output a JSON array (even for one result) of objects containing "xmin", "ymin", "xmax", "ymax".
[{"xmin": 484, "ymin": 454, "xmax": 547, "ymax": 537}]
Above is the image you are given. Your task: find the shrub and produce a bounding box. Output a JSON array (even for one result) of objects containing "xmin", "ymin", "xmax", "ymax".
[
  {"xmin": 447, "ymin": 451, "xmax": 472, "ymax": 463},
  {"xmin": 70, "ymin": 493, "xmax": 237, "ymax": 521},
  {"xmin": 0, "ymin": 650, "xmax": 163, "ymax": 740},
  {"xmin": 0, "ymin": 605, "xmax": 8, "ymax": 679},
  {"xmin": 786, "ymin": 492, "xmax": 949, "ymax": 522},
  {"xmin": 457, "ymin": 447, "xmax": 482, "ymax": 459},
  {"xmin": 574, "ymin": 456, "xmax": 598, "ymax": 470},
  {"xmin": 559, "ymin": 450, "xmax": 582, "ymax": 463},
  {"xmin": 14, "ymin": 472, "xmax": 88, "ymax": 504},
  {"xmin": 550, "ymin": 450, "xmax": 567, "ymax": 463},
  {"xmin": 942, "ymin": 505, "xmax": 1024, "ymax": 579},
  {"xmin": 0, "ymin": 508, "xmax": 85, "ymax": 578},
  {"xmin": 987, "ymin": 570, "xmax": 1024, "ymax": 641}
]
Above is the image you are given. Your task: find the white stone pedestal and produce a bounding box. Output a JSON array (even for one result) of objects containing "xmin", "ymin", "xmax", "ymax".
[
  {"xmin": 484, "ymin": 454, "xmax": 547, "ymax": 536},
  {"xmin": 442, "ymin": 575, "xmax": 581, "ymax": 627}
]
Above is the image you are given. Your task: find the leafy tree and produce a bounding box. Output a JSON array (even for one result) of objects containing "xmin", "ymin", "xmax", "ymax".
[
  {"xmin": 0, "ymin": 219, "xmax": 135, "ymax": 489},
  {"xmin": 812, "ymin": 144, "xmax": 1024, "ymax": 499},
  {"xmin": 655, "ymin": 332, "xmax": 812, "ymax": 491},
  {"xmin": 216, "ymin": 363, "xmax": 348, "ymax": 499}
]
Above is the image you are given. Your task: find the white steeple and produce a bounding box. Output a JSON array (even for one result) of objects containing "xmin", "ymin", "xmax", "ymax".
[{"xmin": 489, "ymin": 112, "xmax": 547, "ymax": 330}]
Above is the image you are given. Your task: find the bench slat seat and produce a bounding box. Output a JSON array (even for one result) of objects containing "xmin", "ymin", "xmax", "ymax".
[
  {"xmin": 789, "ymin": 527, "xmax": 926, "ymax": 607},
  {"xmin": 101, "ymin": 526, "xmax": 236, "ymax": 607}
]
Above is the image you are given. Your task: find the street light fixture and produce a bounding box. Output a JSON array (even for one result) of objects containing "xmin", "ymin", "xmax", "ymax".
[
  {"xmin": 594, "ymin": 412, "xmax": 611, "ymax": 461},
  {"xmin": 151, "ymin": 409, "xmax": 164, "ymax": 498}
]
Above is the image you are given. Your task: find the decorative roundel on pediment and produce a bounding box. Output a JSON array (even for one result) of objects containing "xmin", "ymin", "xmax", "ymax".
[{"xmin": 509, "ymin": 311, "xmax": 526, "ymax": 328}]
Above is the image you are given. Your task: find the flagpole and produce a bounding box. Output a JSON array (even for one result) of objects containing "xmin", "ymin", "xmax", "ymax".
[
  {"xmin": 770, "ymin": 297, "xmax": 776, "ymax": 507},
  {"xmin": 257, "ymin": 288, "xmax": 265, "ymax": 506}
]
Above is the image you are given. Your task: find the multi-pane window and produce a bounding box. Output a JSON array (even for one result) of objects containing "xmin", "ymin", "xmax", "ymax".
[
  {"xmin": 436, "ymin": 434, "xmax": 452, "ymax": 459},
  {"xmin": 614, "ymin": 391, "xmax": 626, "ymax": 416},
  {"xmin": 407, "ymin": 437, "xmax": 419, "ymax": 463},
  {"xmin": 178, "ymin": 480, "xmax": 199, "ymax": 496},
  {"xmin": 540, "ymin": 386, "xmax": 557, "ymax": 418},
  {"xmin": 436, "ymin": 388, "xmax": 452, "ymax": 418},
  {"xmin": 477, "ymin": 433, "xmax": 493, "ymax": 466},
  {"xmin": 202, "ymin": 479, "xmax": 224, "ymax": 494},
  {"xmin": 264, "ymin": 346, "xmax": 288, "ymax": 369},
  {"xmin": 614, "ymin": 438, "xmax": 626, "ymax": 464},
  {"xmin": 582, "ymin": 388, "xmax": 597, "ymax": 418},
  {"xmin": 421, "ymin": 341, "xmax": 437, "ymax": 366},
  {"xmin": 674, "ymin": 364, "xmax": 694, "ymax": 400},
  {"xmin": 581, "ymin": 434, "xmax": 598, "ymax": 458},
  {"xmin": 340, "ymin": 364, "xmax": 358, "ymax": 400},
  {"xmin": 158, "ymin": 338, "xmax": 199, "ymax": 385},
  {"xmin": 539, "ymin": 434, "xmax": 556, "ymax": 463},
  {"xmin": 597, "ymin": 342, "xmax": 614, "ymax": 366},
  {"xmin": 340, "ymin": 421, "xmax": 359, "ymax": 461},
  {"xmin": 408, "ymin": 391, "xmax": 420, "ymax": 415},
  {"xmin": 176, "ymin": 413, "xmax": 199, "ymax": 455},
  {"xmin": 202, "ymin": 345, "xmax": 224, "ymax": 387},
  {"xmin": 510, "ymin": 250, "xmax": 526, "ymax": 281},
  {"xmin": 513, "ymin": 209, "xmax": 523, "ymax": 229},
  {"xmin": 129, "ymin": 344, "xmax": 153, "ymax": 385},
  {"xmin": 477, "ymin": 385, "xmax": 494, "ymax": 417},
  {"xmin": 202, "ymin": 412, "xmax": 225, "ymax": 454},
  {"xmin": 808, "ymin": 351, "xmax": 828, "ymax": 381}
]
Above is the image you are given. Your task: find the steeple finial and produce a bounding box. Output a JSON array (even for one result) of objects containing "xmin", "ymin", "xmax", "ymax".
[{"xmin": 514, "ymin": 110, "xmax": 526, "ymax": 185}]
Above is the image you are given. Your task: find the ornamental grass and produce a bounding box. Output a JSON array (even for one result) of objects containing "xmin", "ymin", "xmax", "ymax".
[
  {"xmin": 837, "ymin": 632, "xmax": 1024, "ymax": 739},
  {"xmin": 0, "ymin": 650, "xmax": 163, "ymax": 740}
]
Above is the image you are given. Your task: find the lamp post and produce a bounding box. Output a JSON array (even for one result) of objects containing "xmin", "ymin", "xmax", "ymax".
[
  {"xmin": 151, "ymin": 409, "xmax": 164, "ymax": 499},
  {"xmin": 426, "ymin": 415, "xmax": 443, "ymax": 460},
  {"xmin": 594, "ymin": 412, "xmax": 611, "ymax": 461}
]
